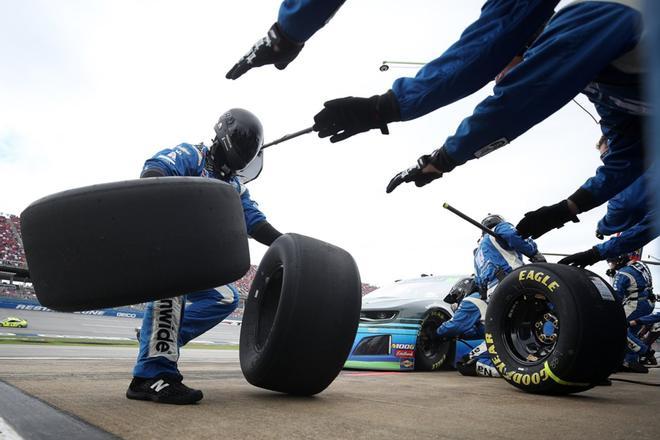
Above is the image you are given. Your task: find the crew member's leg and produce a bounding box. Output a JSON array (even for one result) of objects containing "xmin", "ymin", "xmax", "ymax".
[
  {"xmin": 456, "ymin": 341, "xmax": 500, "ymax": 378},
  {"xmin": 127, "ymin": 293, "xmax": 201, "ymax": 404},
  {"xmin": 179, "ymin": 284, "xmax": 240, "ymax": 346},
  {"xmin": 621, "ymin": 299, "xmax": 653, "ymax": 372}
]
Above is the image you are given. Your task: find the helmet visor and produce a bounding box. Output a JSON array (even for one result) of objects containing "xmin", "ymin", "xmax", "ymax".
[{"xmin": 236, "ymin": 151, "xmax": 264, "ymax": 184}]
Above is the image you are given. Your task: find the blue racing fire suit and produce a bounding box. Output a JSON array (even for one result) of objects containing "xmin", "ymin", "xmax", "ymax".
[
  {"xmin": 277, "ymin": 0, "xmax": 559, "ymax": 120},
  {"xmin": 436, "ymin": 292, "xmax": 499, "ymax": 378},
  {"xmin": 593, "ymin": 173, "xmax": 658, "ymax": 259},
  {"xmin": 613, "ymin": 261, "xmax": 654, "ymax": 364},
  {"xmin": 133, "ymin": 143, "xmax": 267, "ymax": 379},
  {"xmin": 595, "ymin": 211, "xmax": 657, "ymax": 260},
  {"xmin": 635, "ymin": 312, "xmax": 660, "ymax": 327},
  {"xmin": 474, "ymin": 222, "xmax": 538, "ymax": 295},
  {"xmin": 597, "ymin": 175, "xmax": 648, "ymax": 237},
  {"xmin": 441, "ymin": 1, "xmax": 647, "ymax": 213},
  {"xmin": 278, "ymin": 1, "xmax": 647, "ymax": 211}
]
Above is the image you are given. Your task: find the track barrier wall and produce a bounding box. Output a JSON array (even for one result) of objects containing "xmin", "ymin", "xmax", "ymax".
[{"xmin": 0, "ymin": 298, "xmax": 145, "ymax": 319}]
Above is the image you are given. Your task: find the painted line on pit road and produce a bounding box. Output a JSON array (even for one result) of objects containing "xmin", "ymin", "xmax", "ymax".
[
  {"xmin": 0, "ymin": 380, "xmax": 117, "ymax": 440},
  {"xmin": 0, "ymin": 416, "xmax": 24, "ymax": 440}
]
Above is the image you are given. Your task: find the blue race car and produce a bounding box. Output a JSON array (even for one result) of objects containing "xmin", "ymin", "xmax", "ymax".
[{"xmin": 345, "ymin": 275, "xmax": 481, "ymax": 371}]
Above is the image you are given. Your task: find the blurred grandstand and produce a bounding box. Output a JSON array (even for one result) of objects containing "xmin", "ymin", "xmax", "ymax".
[
  {"xmin": 0, "ymin": 213, "xmax": 26, "ymax": 269},
  {"xmin": 0, "ymin": 212, "xmax": 379, "ymax": 319}
]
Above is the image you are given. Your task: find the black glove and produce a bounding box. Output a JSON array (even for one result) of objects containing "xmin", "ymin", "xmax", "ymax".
[
  {"xmin": 558, "ymin": 247, "xmax": 602, "ymax": 268},
  {"xmin": 386, "ymin": 148, "xmax": 456, "ymax": 193},
  {"xmin": 529, "ymin": 252, "xmax": 547, "ymax": 263},
  {"xmin": 312, "ymin": 90, "xmax": 400, "ymax": 143},
  {"xmin": 225, "ymin": 23, "xmax": 304, "ymax": 80},
  {"xmin": 516, "ymin": 200, "xmax": 579, "ymax": 239},
  {"xmin": 596, "ymin": 230, "xmax": 604, "ymax": 240}
]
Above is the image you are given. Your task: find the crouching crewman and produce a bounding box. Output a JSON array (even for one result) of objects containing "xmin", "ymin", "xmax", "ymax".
[
  {"xmin": 437, "ymin": 214, "xmax": 545, "ymax": 377},
  {"xmin": 127, "ymin": 109, "xmax": 283, "ymax": 404}
]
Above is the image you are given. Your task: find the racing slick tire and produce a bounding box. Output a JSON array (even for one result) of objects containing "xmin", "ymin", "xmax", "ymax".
[
  {"xmin": 485, "ymin": 263, "xmax": 626, "ymax": 395},
  {"xmin": 415, "ymin": 309, "xmax": 454, "ymax": 371},
  {"xmin": 240, "ymin": 233, "xmax": 361, "ymax": 396},
  {"xmin": 21, "ymin": 177, "xmax": 249, "ymax": 312}
]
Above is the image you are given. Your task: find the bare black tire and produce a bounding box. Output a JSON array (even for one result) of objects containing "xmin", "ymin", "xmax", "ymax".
[
  {"xmin": 21, "ymin": 177, "xmax": 249, "ymax": 312},
  {"xmin": 239, "ymin": 233, "xmax": 361, "ymax": 396},
  {"xmin": 485, "ymin": 263, "xmax": 626, "ymax": 395},
  {"xmin": 415, "ymin": 309, "xmax": 454, "ymax": 371}
]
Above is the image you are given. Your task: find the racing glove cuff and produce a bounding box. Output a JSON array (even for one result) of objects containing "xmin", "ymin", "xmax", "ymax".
[
  {"xmin": 428, "ymin": 147, "xmax": 457, "ymax": 174},
  {"xmin": 568, "ymin": 188, "xmax": 598, "ymax": 213},
  {"xmin": 250, "ymin": 221, "xmax": 282, "ymax": 246},
  {"xmin": 376, "ymin": 90, "xmax": 402, "ymax": 126},
  {"xmin": 270, "ymin": 22, "xmax": 305, "ymax": 69}
]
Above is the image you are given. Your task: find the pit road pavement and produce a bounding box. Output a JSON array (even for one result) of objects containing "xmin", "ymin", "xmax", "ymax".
[{"xmin": 0, "ymin": 345, "xmax": 658, "ymax": 440}]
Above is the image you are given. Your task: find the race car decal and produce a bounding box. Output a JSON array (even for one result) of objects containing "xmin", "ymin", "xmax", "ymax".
[
  {"xmin": 391, "ymin": 343, "xmax": 415, "ymax": 350},
  {"xmin": 400, "ymin": 358, "xmax": 415, "ymax": 369},
  {"xmin": 394, "ymin": 349, "xmax": 415, "ymax": 358}
]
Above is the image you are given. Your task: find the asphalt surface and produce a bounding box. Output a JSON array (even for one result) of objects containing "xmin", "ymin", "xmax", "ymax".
[
  {"xmin": 0, "ymin": 309, "xmax": 240, "ymax": 344},
  {"xmin": 0, "ymin": 345, "xmax": 658, "ymax": 440}
]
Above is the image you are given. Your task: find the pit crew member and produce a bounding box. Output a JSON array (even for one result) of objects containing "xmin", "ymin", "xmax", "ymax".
[
  {"xmin": 127, "ymin": 109, "xmax": 283, "ymax": 405},
  {"xmin": 609, "ymin": 253, "xmax": 654, "ymax": 373},
  {"xmin": 436, "ymin": 214, "xmax": 545, "ymax": 377},
  {"xmin": 227, "ymin": 1, "xmax": 647, "ymax": 217},
  {"xmin": 387, "ymin": 1, "xmax": 648, "ymax": 241}
]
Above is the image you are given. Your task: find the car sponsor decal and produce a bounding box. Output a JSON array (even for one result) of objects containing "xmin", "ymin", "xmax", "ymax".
[
  {"xmin": 394, "ymin": 349, "xmax": 415, "ymax": 358},
  {"xmin": 148, "ymin": 297, "xmax": 183, "ymax": 362},
  {"xmin": 400, "ymin": 358, "xmax": 415, "ymax": 369},
  {"xmin": 391, "ymin": 343, "xmax": 415, "ymax": 350}
]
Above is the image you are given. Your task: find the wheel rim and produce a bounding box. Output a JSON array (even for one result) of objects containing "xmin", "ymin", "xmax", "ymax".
[{"xmin": 502, "ymin": 292, "xmax": 559, "ymax": 365}]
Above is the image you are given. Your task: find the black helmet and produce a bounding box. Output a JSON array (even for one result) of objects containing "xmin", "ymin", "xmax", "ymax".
[
  {"xmin": 606, "ymin": 248, "xmax": 642, "ymax": 276},
  {"xmin": 443, "ymin": 276, "xmax": 477, "ymax": 307},
  {"xmin": 208, "ymin": 108, "xmax": 264, "ymax": 176},
  {"xmin": 481, "ymin": 214, "xmax": 505, "ymax": 231}
]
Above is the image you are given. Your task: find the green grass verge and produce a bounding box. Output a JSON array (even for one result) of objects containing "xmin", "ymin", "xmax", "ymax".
[{"xmin": 0, "ymin": 336, "xmax": 238, "ymax": 350}]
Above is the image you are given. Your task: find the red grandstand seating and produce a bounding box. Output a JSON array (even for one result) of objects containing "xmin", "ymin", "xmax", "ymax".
[{"xmin": 0, "ymin": 214, "xmax": 27, "ymax": 268}]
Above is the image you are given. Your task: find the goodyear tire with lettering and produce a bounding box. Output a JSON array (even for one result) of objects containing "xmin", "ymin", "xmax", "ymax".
[
  {"xmin": 415, "ymin": 310, "xmax": 454, "ymax": 371},
  {"xmin": 21, "ymin": 178, "xmax": 249, "ymax": 312},
  {"xmin": 485, "ymin": 263, "xmax": 626, "ymax": 395},
  {"xmin": 240, "ymin": 233, "xmax": 362, "ymax": 396}
]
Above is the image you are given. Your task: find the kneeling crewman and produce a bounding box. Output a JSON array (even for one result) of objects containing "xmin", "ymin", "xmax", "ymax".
[
  {"xmin": 437, "ymin": 215, "xmax": 544, "ymax": 377},
  {"xmin": 610, "ymin": 253, "xmax": 654, "ymax": 373}
]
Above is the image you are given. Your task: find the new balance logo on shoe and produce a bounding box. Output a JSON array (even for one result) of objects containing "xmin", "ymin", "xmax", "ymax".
[
  {"xmin": 126, "ymin": 377, "xmax": 203, "ymax": 405},
  {"xmin": 150, "ymin": 379, "xmax": 170, "ymax": 392}
]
